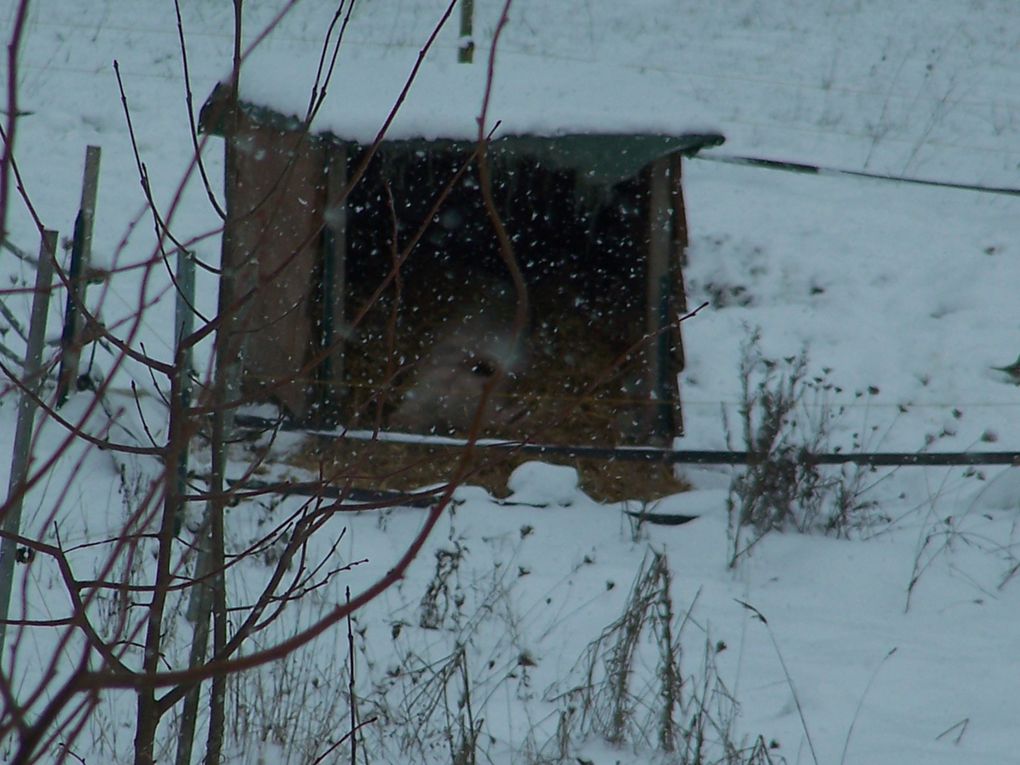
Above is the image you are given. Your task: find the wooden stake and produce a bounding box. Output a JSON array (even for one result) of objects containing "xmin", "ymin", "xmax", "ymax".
[
  {"xmin": 670, "ymin": 154, "xmax": 688, "ymax": 437},
  {"xmin": 320, "ymin": 144, "xmax": 348, "ymax": 424},
  {"xmin": 645, "ymin": 157, "xmax": 676, "ymax": 445}
]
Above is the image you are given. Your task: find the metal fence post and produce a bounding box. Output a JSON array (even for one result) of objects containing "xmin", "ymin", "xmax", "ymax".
[
  {"xmin": 0, "ymin": 229, "xmax": 58, "ymax": 657},
  {"xmin": 57, "ymin": 145, "xmax": 101, "ymax": 406}
]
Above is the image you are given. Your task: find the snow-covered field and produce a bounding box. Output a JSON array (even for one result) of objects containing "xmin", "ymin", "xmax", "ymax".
[{"xmin": 2, "ymin": 1, "xmax": 1019, "ymax": 763}]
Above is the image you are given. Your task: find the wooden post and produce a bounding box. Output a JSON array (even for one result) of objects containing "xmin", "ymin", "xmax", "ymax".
[
  {"xmin": 320, "ymin": 144, "xmax": 348, "ymax": 424},
  {"xmin": 57, "ymin": 145, "xmax": 101, "ymax": 406},
  {"xmin": 458, "ymin": 0, "xmax": 475, "ymax": 63},
  {"xmin": 669, "ymin": 153, "xmax": 688, "ymax": 437},
  {"xmin": 645, "ymin": 157, "xmax": 676, "ymax": 445},
  {"xmin": 0, "ymin": 230, "xmax": 58, "ymax": 657}
]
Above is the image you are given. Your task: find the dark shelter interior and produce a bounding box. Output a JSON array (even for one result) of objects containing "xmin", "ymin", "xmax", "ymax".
[
  {"xmin": 344, "ymin": 143, "xmax": 667, "ymax": 444},
  {"xmin": 201, "ymin": 90, "xmax": 724, "ymax": 446}
]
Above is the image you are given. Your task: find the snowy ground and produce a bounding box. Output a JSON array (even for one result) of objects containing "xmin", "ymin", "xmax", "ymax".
[{"xmin": 2, "ymin": 1, "xmax": 1020, "ymax": 763}]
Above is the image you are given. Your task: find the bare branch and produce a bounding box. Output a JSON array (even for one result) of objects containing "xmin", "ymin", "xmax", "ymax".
[{"xmin": 172, "ymin": 0, "xmax": 226, "ymax": 220}]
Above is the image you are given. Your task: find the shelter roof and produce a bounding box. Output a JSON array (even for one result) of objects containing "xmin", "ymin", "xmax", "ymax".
[{"xmin": 204, "ymin": 38, "xmax": 726, "ymax": 183}]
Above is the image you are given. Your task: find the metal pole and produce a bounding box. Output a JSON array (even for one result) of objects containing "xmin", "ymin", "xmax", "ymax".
[
  {"xmin": 0, "ymin": 229, "xmax": 58, "ymax": 657},
  {"xmin": 57, "ymin": 145, "xmax": 102, "ymax": 406},
  {"xmin": 172, "ymin": 248, "xmax": 208, "ymax": 765},
  {"xmin": 174, "ymin": 248, "xmax": 196, "ymax": 494},
  {"xmin": 458, "ymin": 0, "xmax": 474, "ymax": 63}
]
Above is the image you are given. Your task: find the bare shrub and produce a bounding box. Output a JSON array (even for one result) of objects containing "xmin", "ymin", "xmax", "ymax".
[
  {"xmin": 362, "ymin": 547, "xmax": 518, "ymax": 765},
  {"xmin": 726, "ymin": 328, "xmax": 881, "ymax": 566},
  {"xmin": 544, "ymin": 551, "xmax": 773, "ymax": 764}
]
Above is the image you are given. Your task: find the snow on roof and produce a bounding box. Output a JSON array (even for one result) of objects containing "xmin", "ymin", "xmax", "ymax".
[{"xmin": 237, "ymin": 43, "xmax": 724, "ymax": 144}]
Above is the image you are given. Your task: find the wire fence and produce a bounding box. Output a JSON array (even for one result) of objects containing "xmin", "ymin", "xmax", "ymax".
[
  {"xmin": 693, "ymin": 152, "xmax": 1020, "ymax": 197},
  {"xmin": 234, "ymin": 414, "xmax": 1020, "ymax": 468}
]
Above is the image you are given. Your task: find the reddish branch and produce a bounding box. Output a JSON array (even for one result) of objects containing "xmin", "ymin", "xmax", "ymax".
[
  {"xmin": 0, "ymin": 3, "xmax": 560, "ymax": 763},
  {"xmin": 172, "ymin": 0, "xmax": 226, "ymax": 220},
  {"xmin": 476, "ymin": 0, "xmax": 529, "ymax": 380},
  {"xmin": 306, "ymin": 0, "xmax": 359, "ymax": 123}
]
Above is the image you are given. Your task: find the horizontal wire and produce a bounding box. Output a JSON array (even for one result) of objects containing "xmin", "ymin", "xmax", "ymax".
[
  {"xmin": 694, "ymin": 152, "xmax": 1020, "ymax": 196},
  {"xmin": 234, "ymin": 414, "xmax": 1020, "ymax": 467},
  {"xmin": 219, "ymin": 372, "xmax": 1020, "ymax": 410}
]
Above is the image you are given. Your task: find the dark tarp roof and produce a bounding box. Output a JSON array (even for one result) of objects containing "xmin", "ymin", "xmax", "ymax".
[{"xmin": 201, "ymin": 85, "xmax": 725, "ymax": 191}]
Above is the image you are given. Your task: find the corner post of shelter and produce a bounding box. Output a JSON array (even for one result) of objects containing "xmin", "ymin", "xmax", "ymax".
[
  {"xmin": 217, "ymin": 104, "xmax": 246, "ymax": 418},
  {"xmin": 645, "ymin": 154, "xmax": 685, "ymax": 445},
  {"xmin": 319, "ymin": 143, "xmax": 348, "ymax": 425},
  {"xmin": 670, "ymin": 151, "xmax": 689, "ymax": 436}
]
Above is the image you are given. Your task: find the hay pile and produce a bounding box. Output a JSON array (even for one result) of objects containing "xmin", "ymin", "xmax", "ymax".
[
  {"xmin": 341, "ymin": 278, "xmax": 668, "ymax": 447},
  {"xmin": 289, "ymin": 437, "xmax": 689, "ymax": 503},
  {"xmin": 325, "ymin": 245, "xmax": 687, "ymax": 501}
]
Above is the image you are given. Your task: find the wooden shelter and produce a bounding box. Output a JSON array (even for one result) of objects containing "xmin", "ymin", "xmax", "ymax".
[{"xmin": 201, "ymin": 85, "xmax": 723, "ymax": 450}]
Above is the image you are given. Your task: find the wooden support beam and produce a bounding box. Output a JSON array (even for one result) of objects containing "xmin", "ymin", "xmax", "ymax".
[
  {"xmin": 644, "ymin": 156, "xmax": 677, "ymax": 445},
  {"xmin": 320, "ymin": 144, "xmax": 348, "ymax": 425},
  {"xmin": 670, "ymin": 153, "xmax": 688, "ymax": 436}
]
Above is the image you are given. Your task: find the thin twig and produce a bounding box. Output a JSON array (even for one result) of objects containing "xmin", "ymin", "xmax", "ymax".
[
  {"xmin": 129, "ymin": 381, "xmax": 162, "ymax": 449},
  {"xmin": 0, "ymin": 296, "xmax": 28, "ymax": 342},
  {"xmin": 347, "ymin": 586, "xmax": 358, "ymax": 765},
  {"xmin": 1, "ymin": 236, "xmax": 37, "ymax": 264},
  {"xmin": 839, "ymin": 647, "xmax": 897, "ymax": 765},
  {"xmin": 312, "ymin": 716, "xmax": 377, "ymax": 765},
  {"xmin": 935, "ymin": 717, "xmax": 969, "ymax": 745},
  {"xmin": 736, "ymin": 599, "xmax": 820, "ymax": 765},
  {"xmin": 112, "ymin": 60, "xmax": 190, "ymax": 258},
  {"xmin": 112, "ymin": 60, "xmax": 213, "ymax": 329},
  {"xmin": 306, "ymin": 0, "xmax": 358, "ymax": 124},
  {"xmin": 173, "ymin": 0, "xmax": 226, "ymax": 220}
]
